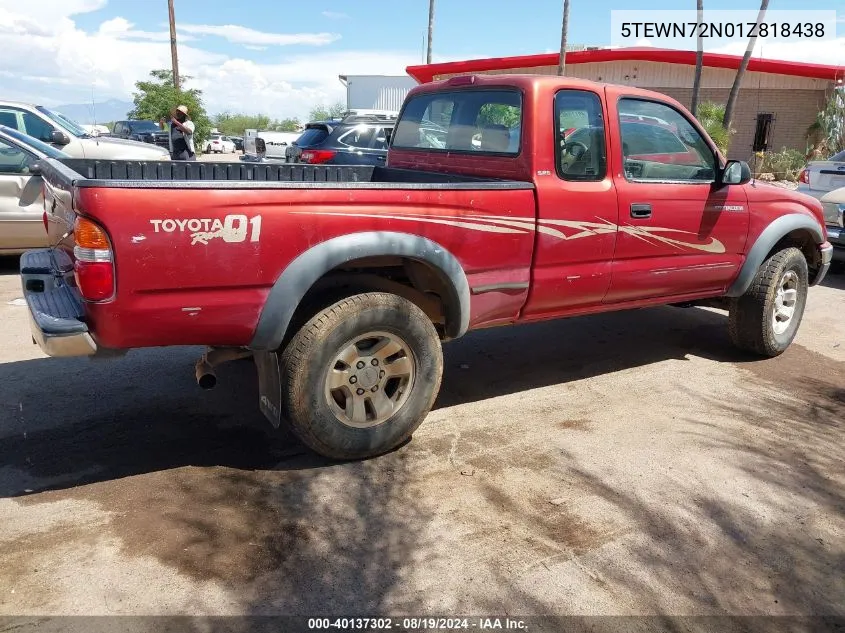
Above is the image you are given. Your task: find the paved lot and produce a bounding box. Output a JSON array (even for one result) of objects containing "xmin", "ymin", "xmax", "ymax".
[{"xmin": 0, "ymin": 256, "xmax": 842, "ymax": 618}]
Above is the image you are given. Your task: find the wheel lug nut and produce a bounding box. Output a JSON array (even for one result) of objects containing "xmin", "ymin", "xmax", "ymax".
[
  {"xmin": 356, "ymin": 361, "xmax": 365, "ymax": 369},
  {"xmin": 371, "ymin": 386, "xmax": 378, "ymax": 392},
  {"xmin": 349, "ymin": 376, "xmax": 357, "ymax": 384},
  {"xmin": 379, "ymin": 370, "xmax": 385, "ymax": 378},
  {"xmin": 357, "ymin": 388, "xmax": 365, "ymax": 396},
  {"xmin": 371, "ymin": 359, "xmax": 379, "ymax": 366}
]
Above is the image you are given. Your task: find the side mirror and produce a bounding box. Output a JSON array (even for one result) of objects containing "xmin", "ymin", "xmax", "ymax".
[
  {"xmin": 721, "ymin": 160, "xmax": 751, "ymax": 186},
  {"xmin": 384, "ymin": 128, "xmax": 393, "ymax": 142},
  {"xmin": 50, "ymin": 130, "xmax": 70, "ymax": 146},
  {"xmin": 28, "ymin": 161, "xmax": 43, "ymax": 176}
]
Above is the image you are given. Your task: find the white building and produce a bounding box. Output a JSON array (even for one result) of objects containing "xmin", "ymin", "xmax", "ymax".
[{"xmin": 338, "ymin": 75, "xmax": 417, "ymax": 113}]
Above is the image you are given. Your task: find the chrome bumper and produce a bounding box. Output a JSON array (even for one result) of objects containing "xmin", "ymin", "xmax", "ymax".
[{"xmin": 20, "ymin": 249, "xmax": 97, "ymax": 358}]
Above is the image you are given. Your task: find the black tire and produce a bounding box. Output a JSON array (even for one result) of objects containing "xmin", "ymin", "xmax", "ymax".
[
  {"xmin": 279, "ymin": 292, "xmax": 443, "ymax": 460},
  {"xmin": 728, "ymin": 247, "xmax": 808, "ymax": 357}
]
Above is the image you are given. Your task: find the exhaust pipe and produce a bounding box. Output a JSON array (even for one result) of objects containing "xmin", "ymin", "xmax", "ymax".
[
  {"xmin": 195, "ymin": 357, "xmax": 217, "ymax": 390},
  {"xmin": 194, "ymin": 347, "xmax": 253, "ymax": 389}
]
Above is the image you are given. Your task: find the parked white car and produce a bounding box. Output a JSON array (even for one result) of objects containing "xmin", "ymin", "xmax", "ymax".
[
  {"xmin": 0, "ymin": 101, "xmax": 170, "ymax": 160},
  {"xmin": 205, "ymin": 134, "xmax": 236, "ymax": 153},
  {"xmin": 797, "ymin": 149, "xmax": 845, "ymax": 199}
]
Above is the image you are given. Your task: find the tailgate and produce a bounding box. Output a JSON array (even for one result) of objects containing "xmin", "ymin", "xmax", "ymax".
[{"xmin": 811, "ymin": 161, "xmax": 845, "ymax": 194}]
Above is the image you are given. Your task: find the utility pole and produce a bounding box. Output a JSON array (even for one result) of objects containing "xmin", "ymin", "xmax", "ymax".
[
  {"xmin": 168, "ymin": 0, "xmax": 181, "ymax": 90},
  {"xmin": 558, "ymin": 0, "xmax": 571, "ymax": 76},
  {"xmin": 426, "ymin": 0, "xmax": 435, "ymax": 64}
]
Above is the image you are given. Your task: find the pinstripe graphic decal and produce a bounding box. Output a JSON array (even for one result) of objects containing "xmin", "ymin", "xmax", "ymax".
[{"xmin": 291, "ymin": 212, "xmax": 726, "ymax": 253}]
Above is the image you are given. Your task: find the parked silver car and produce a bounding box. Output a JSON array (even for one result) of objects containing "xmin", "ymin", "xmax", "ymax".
[
  {"xmin": 0, "ymin": 125, "xmax": 67, "ymax": 254},
  {"xmin": 797, "ymin": 149, "xmax": 845, "ymax": 200},
  {"xmin": 0, "ymin": 101, "xmax": 170, "ymax": 161}
]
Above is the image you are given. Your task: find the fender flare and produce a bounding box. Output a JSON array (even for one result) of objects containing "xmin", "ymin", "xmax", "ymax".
[
  {"xmin": 249, "ymin": 231, "xmax": 471, "ymax": 351},
  {"xmin": 726, "ymin": 213, "xmax": 824, "ymax": 298}
]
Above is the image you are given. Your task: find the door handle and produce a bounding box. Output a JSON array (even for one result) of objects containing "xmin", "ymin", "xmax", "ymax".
[{"xmin": 630, "ymin": 203, "xmax": 652, "ymax": 219}]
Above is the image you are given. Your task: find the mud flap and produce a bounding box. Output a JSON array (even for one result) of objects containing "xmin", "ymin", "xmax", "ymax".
[{"xmin": 254, "ymin": 350, "xmax": 283, "ymax": 428}]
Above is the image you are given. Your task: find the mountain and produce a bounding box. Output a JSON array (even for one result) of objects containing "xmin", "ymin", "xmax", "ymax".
[{"xmin": 52, "ymin": 99, "xmax": 135, "ymax": 125}]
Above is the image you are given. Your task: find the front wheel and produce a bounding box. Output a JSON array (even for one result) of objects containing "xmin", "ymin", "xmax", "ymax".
[
  {"xmin": 279, "ymin": 292, "xmax": 443, "ymax": 460},
  {"xmin": 728, "ymin": 247, "xmax": 808, "ymax": 357}
]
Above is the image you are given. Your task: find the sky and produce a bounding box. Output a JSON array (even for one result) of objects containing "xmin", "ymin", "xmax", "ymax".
[{"xmin": 0, "ymin": 0, "xmax": 842, "ymax": 120}]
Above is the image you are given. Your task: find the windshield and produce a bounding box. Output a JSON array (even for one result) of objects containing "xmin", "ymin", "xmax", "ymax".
[
  {"xmin": 36, "ymin": 106, "xmax": 88, "ymax": 138},
  {"xmin": 130, "ymin": 121, "xmax": 162, "ymax": 133},
  {"xmin": 830, "ymin": 150, "xmax": 845, "ymax": 162},
  {"xmin": 0, "ymin": 126, "xmax": 69, "ymax": 158}
]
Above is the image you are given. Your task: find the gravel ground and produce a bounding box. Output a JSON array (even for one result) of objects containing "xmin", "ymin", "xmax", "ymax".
[{"xmin": 0, "ymin": 256, "xmax": 842, "ymax": 622}]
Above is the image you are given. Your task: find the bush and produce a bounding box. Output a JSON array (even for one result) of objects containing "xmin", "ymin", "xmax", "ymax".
[
  {"xmin": 753, "ymin": 147, "xmax": 805, "ymax": 182},
  {"xmin": 695, "ymin": 101, "xmax": 733, "ymax": 155}
]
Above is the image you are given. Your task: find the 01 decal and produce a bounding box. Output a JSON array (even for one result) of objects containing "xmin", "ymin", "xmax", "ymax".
[
  {"xmin": 149, "ymin": 215, "xmax": 262, "ymax": 245},
  {"xmin": 292, "ymin": 212, "xmax": 726, "ymax": 254}
]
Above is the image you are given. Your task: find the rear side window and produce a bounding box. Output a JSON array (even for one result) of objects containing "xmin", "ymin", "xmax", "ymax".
[
  {"xmin": 556, "ymin": 90, "xmax": 606, "ymax": 181},
  {"xmin": 296, "ymin": 126, "xmax": 330, "ymax": 147},
  {"xmin": 338, "ymin": 125, "xmax": 375, "ymax": 148},
  {"xmin": 393, "ymin": 89, "xmax": 522, "ymax": 155}
]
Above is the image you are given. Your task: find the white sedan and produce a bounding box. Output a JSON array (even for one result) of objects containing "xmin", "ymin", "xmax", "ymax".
[
  {"xmin": 204, "ymin": 134, "xmax": 236, "ymax": 154},
  {"xmin": 797, "ymin": 149, "xmax": 845, "ymax": 199}
]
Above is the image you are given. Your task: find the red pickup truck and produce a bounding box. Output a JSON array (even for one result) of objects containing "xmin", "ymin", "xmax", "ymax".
[{"xmin": 22, "ymin": 75, "xmax": 832, "ymax": 460}]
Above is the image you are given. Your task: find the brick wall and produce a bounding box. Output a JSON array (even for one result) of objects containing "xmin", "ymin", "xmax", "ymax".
[{"xmin": 629, "ymin": 88, "xmax": 827, "ymax": 160}]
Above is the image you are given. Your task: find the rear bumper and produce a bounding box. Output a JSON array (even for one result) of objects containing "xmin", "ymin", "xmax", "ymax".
[{"xmin": 20, "ymin": 249, "xmax": 97, "ymax": 358}]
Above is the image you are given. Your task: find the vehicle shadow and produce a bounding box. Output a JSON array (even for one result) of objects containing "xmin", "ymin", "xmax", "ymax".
[
  {"xmin": 0, "ymin": 255, "xmax": 20, "ymax": 276},
  {"xmin": 820, "ymin": 269, "xmax": 845, "ymax": 290},
  {"xmin": 0, "ymin": 305, "xmax": 743, "ymax": 498}
]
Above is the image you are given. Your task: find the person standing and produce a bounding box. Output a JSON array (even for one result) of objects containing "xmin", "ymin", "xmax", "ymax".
[{"xmin": 169, "ymin": 105, "xmax": 196, "ymax": 160}]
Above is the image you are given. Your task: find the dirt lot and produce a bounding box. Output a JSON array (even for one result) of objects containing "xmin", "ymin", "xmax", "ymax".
[{"xmin": 0, "ymin": 256, "xmax": 842, "ymax": 620}]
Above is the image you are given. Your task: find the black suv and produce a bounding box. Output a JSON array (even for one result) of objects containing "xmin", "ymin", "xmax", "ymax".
[
  {"xmin": 112, "ymin": 120, "xmax": 170, "ymax": 150},
  {"xmin": 285, "ymin": 113, "xmax": 395, "ymax": 166}
]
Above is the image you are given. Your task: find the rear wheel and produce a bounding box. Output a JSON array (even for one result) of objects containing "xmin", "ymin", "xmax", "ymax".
[
  {"xmin": 279, "ymin": 293, "xmax": 443, "ymax": 460},
  {"xmin": 728, "ymin": 247, "xmax": 808, "ymax": 357}
]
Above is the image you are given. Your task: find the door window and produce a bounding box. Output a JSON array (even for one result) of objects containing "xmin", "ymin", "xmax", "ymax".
[
  {"xmin": 555, "ymin": 90, "xmax": 606, "ymax": 181},
  {"xmin": 21, "ymin": 112, "xmax": 56, "ymax": 143},
  {"xmin": 0, "ymin": 139, "xmax": 33, "ymax": 174},
  {"xmin": 372, "ymin": 127, "xmax": 392, "ymax": 150},
  {"xmin": 0, "ymin": 110, "xmax": 19, "ymax": 130},
  {"xmin": 618, "ymin": 99, "xmax": 715, "ymax": 182}
]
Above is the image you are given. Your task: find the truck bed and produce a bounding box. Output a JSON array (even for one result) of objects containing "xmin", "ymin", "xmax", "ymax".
[{"xmin": 43, "ymin": 159, "xmax": 533, "ymax": 190}]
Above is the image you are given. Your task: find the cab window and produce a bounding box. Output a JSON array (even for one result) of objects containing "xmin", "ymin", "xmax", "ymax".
[
  {"xmin": 22, "ymin": 112, "xmax": 56, "ymax": 144},
  {"xmin": 555, "ymin": 90, "xmax": 606, "ymax": 181},
  {"xmin": 393, "ymin": 89, "xmax": 522, "ymax": 155}
]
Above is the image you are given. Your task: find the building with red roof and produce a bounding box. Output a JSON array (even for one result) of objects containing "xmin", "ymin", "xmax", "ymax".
[{"xmin": 407, "ymin": 47, "xmax": 843, "ymax": 158}]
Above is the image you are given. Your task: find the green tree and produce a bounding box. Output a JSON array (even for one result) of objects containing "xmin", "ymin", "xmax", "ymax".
[
  {"xmin": 275, "ymin": 117, "xmax": 301, "ymax": 132},
  {"xmin": 214, "ymin": 112, "xmax": 270, "ymax": 136},
  {"xmin": 695, "ymin": 101, "xmax": 733, "ymax": 154},
  {"xmin": 308, "ymin": 101, "xmax": 346, "ymax": 122},
  {"xmin": 129, "ymin": 69, "xmax": 212, "ymax": 149}
]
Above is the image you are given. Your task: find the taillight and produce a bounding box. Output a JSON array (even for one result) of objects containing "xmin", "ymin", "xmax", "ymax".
[
  {"xmin": 42, "ymin": 211, "xmax": 48, "ymax": 233},
  {"xmin": 799, "ymin": 169, "xmax": 810, "ymax": 184},
  {"xmin": 300, "ymin": 149, "xmax": 337, "ymax": 164},
  {"xmin": 73, "ymin": 216, "xmax": 114, "ymax": 302}
]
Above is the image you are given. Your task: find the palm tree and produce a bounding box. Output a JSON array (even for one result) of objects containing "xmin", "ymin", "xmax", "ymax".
[
  {"xmin": 426, "ymin": 0, "xmax": 435, "ymax": 64},
  {"xmin": 690, "ymin": 0, "xmax": 704, "ymax": 115},
  {"xmin": 558, "ymin": 0, "xmax": 571, "ymax": 76},
  {"xmin": 723, "ymin": 0, "xmax": 769, "ymax": 130}
]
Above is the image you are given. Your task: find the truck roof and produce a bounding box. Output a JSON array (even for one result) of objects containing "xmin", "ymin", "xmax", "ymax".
[{"xmin": 404, "ymin": 73, "xmax": 691, "ymax": 115}]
